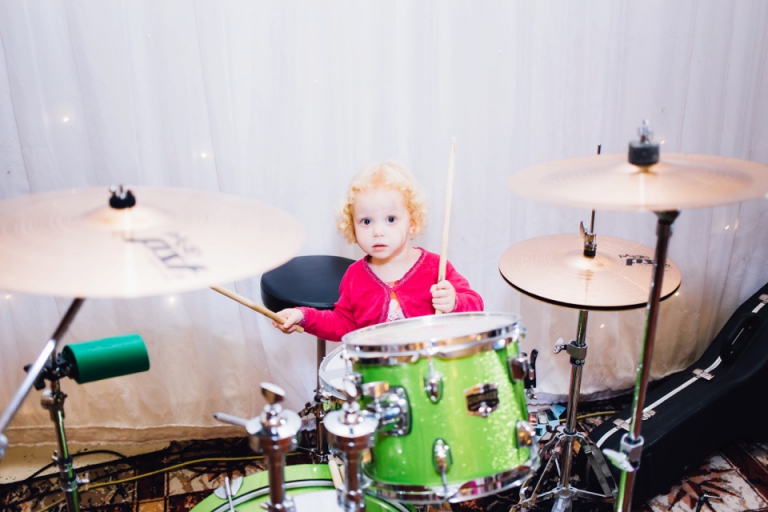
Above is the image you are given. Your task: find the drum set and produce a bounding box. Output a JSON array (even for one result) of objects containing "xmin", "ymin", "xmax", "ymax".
[{"xmin": 1, "ymin": 121, "xmax": 768, "ymax": 512}]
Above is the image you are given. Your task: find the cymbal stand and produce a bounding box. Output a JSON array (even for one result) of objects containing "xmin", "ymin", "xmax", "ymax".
[
  {"xmin": 313, "ymin": 337, "xmax": 329, "ymax": 458},
  {"xmin": 605, "ymin": 210, "xmax": 679, "ymax": 512},
  {"xmin": 215, "ymin": 382, "xmax": 302, "ymax": 512},
  {"xmin": 518, "ymin": 217, "xmax": 616, "ymax": 512},
  {"xmin": 519, "ymin": 308, "xmax": 617, "ymax": 512},
  {"xmin": 324, "ymin": 380, "xmax": 378, "ymax": 512},
  {"xmin": 0, "ymin": 299, "xmax": 85, "ymax": 512},
  {"xmin": 297, "ymin": 337, "xmax": 333, "ymax": 461}
]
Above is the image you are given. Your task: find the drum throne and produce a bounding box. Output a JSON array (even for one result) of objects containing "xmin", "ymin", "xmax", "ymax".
[{"xmin": 260, "ymin": 254, "xmax": 355, "ymax": 459}]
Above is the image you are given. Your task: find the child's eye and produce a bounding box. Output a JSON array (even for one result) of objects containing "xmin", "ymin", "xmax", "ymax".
[
  {"xmin": 361, "ymin": 219, "xmax": 371, "ymax": 225},
  {"xmin": 387, "ymin": 216, "xmax": 396, "ymax": 223}
]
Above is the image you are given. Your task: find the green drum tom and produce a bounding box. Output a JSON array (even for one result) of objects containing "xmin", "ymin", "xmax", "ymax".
[
  {"xmin": 191, "ymin": 464, "xmax": 412, "ymax": 512},
  {"xmin": 343, "ymin": 312, "xmax": 538, "ymax": 504}
]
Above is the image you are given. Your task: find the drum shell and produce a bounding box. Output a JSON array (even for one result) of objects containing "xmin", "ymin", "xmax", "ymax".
[{"xmin": 355, "ymin": 341, "xmax": 530, "ymax": 487}]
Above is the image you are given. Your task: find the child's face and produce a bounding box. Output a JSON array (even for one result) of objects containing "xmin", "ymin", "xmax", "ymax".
[{"xmin": 352, "ymin": 188, "xmax": 414, "ymax": 263}]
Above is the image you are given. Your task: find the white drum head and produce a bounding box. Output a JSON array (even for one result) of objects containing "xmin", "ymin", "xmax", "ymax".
[
  {"xmin": 342, "ymin": 312, "xmax": 523, "ymax": 357},
  {"xmin": 318, "ymin": 346, "xmax": 348, "ymax": 399}
]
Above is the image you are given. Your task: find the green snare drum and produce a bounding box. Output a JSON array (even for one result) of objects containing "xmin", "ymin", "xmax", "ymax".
[
  {"xmin": 191, "ymin": 464, "xmax": 412, "ymax": 512},
  {"xmin": 343, "ymin": 312, "xmax": 538, "ymax": 504}
]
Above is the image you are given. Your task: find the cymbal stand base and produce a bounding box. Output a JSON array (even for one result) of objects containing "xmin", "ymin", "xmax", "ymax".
[
  {"xmin": 517, "ymin": 310, "xmax": 616, "ymax": 512},
  {"xmin": 517, "ymin": 430, "xmax": 616, "ymax": 511}
]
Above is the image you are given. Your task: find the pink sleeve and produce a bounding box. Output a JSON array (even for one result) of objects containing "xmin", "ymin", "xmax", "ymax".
[
  {"xmin": 298, "ymin": 269, "xmax": 358, "ymax": 342},
  {"xmin": 446, "ymin": 261, "xmax": 484, "ymax": 312}
]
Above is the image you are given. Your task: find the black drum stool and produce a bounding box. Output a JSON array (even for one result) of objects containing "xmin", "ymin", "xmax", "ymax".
[{"xmin": 260, "ymin": 255, "xmax": 355, "ymax": 457}]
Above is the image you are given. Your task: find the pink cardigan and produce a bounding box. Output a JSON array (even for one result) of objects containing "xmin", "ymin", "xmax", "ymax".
[{"xmin": 298, "ymin": 248, "xmax": 484, "ymax": 342}]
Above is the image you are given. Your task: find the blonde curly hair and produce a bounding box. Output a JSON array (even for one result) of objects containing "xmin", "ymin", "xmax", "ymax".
[{"xmin": 336, "ymin": 161, "xmax": 428, "ymax": 244}]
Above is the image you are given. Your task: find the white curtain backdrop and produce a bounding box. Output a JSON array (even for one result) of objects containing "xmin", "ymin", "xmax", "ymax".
[{"xmin": 1, "ymin": 0, "xmax": 767, "ymax": 446}]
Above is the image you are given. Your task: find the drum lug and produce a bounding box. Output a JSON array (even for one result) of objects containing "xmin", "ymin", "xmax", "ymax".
[
  {"xmin": 423, "ymin": 366, "xmax": 444, "ymax": 404},
  {"xmin": 516, "ymin": 420, "xmax": 536, "ymax": 448},
  {"xmin": 507, "ymin": 356, "xmax": 529, "ymax": 382},
  {"xmin": 362, "ymin": 381, "xmax": 411, "ymax": 437}
]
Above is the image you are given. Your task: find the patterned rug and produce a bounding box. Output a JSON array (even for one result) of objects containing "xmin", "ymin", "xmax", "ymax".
[{"xmin": 2, "ymin": 400, "xmax": 767, "ymax": 512}]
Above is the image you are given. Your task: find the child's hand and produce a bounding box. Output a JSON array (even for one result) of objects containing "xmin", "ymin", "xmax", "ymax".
[
  {"xmin": 430, "ymin": 280, "xmax": 457, "ymax": 313},
  {"xmin": 272, "ymin": 308, "xmax": 304, "ymax": 334}
]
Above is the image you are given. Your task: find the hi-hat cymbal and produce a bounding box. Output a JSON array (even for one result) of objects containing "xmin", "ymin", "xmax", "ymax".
[
  {"xmin": 508, "ymin": 153, "xmax": 768, "ymax": 211},
  {"xmin": 0, "ymin": 186, "xmax": 304, "ymax": 298},
  {"xmin": 499, "ymin": 233, "xmax": 681, "ymax": 310}
]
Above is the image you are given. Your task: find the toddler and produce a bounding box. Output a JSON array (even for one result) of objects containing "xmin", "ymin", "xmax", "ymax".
[{"xmin": 273, "ymin": 161, "xmax": 483, "ymax": 341}]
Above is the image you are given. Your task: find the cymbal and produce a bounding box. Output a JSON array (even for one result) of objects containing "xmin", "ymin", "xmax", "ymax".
[
  {"xmin": 0, "ymin": 186, "xmax": 304, "ymax": 298},
  {"xmin": 508, "ymin": 153, "xmax": 768, "ymax": 211},
  {"xmin": 499, "ymin": 233, "xmax": 681, "ymax": 310}
]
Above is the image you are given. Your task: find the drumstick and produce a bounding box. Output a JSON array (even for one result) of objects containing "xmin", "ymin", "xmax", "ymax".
[
  {"xmin": 436, "ymin": 138, "xmax": 455, "ymax": 314},
  {"xmin": 328, "ymin": 455, "xmax": 344, "ymax": 489},
  {"xmin": 210, "ymin": 285, "xmax": 304, "ymax": 333}
]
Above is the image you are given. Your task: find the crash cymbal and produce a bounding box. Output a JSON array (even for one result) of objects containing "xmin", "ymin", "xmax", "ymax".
[
  {"xmin": 499, "ymin": 233, "xmax": 681, "ymax": 310},
  {"xmin": 508, "ymin": 153, "xmax": 768, "ymax": 211},
  {"xmin": 0, "ymin": 186, "xmax": 304, "ymax": 298}
]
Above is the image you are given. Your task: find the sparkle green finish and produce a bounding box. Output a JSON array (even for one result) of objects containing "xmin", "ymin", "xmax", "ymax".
[
  {"xmin": 356, "ymin": 342, "xmax": 531, "ymax": 486},
  {"xmin": 191, "ymin": 464, "xmax": 413, "ymax": 512}
]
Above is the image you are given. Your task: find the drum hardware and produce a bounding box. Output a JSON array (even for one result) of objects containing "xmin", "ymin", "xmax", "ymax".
[
  {"xmin": 361, "ymin": 381, "xmax": 411, "ymax": 437},
  {"xmin": 0, "ymin": 299, "xmax": 83, "ymax": 463},
  {"xmin": 432, "ymin": 439, "xmax": 453, "ymax": 497},
  {"xmin": 423, "ymin": 356, "xmax": 444, "ymax": 404},
  {"xmin": 517, "ymin": 311, "xmax": 618, "ymax": 512},
  {"xmin": 212, "ymin": 476, "xmax": 243, "ymax": 512},
  {"xmin": 2, "ymin": 330, "xmax": 150, "ymax": 512},
  {"xmin": 342, "ymin": 312, "xmax": 538, "ymax": 504},
  {"xmin": 507, "ymin": 121, "xmax": 768, "ymax": 511},
  {"xmin": 40, "ymin": 379, "xmax": 89, "ymax": 512},
  {"xmin": 606, "ymin": 209, "xmax": 680, "ymax": 512},
  {"xmin": 507, "ymin": 349, "xmax": 538, "ymax": 399},
  {"xmin": 215, "ymin": 382, "xmax": 302, "ymax": 512},
  {"xmin": 502, "ymin": 206, "xmax": 681, "ymax": 511},
  {"xmin": 324, "ymin": 380, "xmax": 380, "ymax": 512}
]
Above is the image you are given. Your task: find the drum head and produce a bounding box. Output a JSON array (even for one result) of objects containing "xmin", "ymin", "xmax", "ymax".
[
  {"xmin": 292, "ymin": 490, "xmax": 407, "ymax": 511},
  {"xmin": 318, "ymin": 345, "xmax": 348, "ymax": 399},
  {"xmin": 191, "ymin": 465, "xmax": 410, "ymax": 511},
  {"xmin": 342, "ymin": 312, "xmax": 523, "ymax": 358}
]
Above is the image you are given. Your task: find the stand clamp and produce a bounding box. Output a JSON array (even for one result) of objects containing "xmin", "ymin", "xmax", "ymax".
[
  {"xmin": 554, "ymin": 340, "xmax": 587, "ymax": 366},
  {"xmin": 324, "ymin": 381, "xmax": 379, "ymax": 512},
  {"xmin": 215, "ymin": 383, "xmax": 301, "ymax": 512},
  {"xmin": 604, "ymin": 434, "xmax": 644, "ymax": 473}
]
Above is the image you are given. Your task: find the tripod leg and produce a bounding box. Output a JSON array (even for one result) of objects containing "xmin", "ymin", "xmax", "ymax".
[
  {"xmin": 581, "ymin": 435, "xmax": 618, "ymax": 500},
  {"xmin": 519, "ymin": 434, "xmax": 565, "ymax": 506}
]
